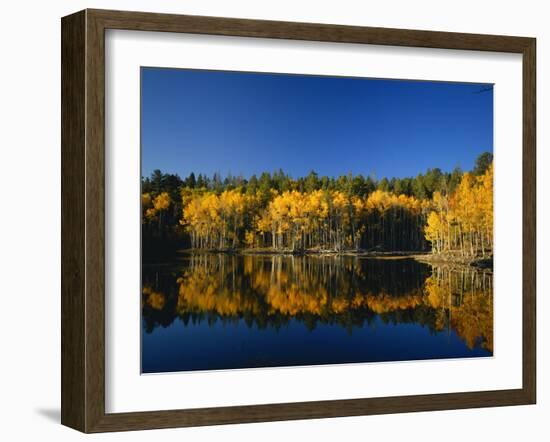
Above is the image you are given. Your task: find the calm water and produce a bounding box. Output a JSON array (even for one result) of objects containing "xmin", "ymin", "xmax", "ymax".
[{"xmin": 141, "ymin": 254, "xmax": 493, "ymax": 373}]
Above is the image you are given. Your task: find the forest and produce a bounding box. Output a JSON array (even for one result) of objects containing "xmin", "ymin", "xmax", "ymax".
[{"xmin": 142, "ymin": 152, "xmax": 493, "ymax": 260}]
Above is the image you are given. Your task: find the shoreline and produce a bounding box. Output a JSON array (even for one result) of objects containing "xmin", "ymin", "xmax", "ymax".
[
  {"xmin": 174, "ymin": 248, "xmax": 493, "ymax": 269},
  {"xmin": 178, "ymin": 247, "xmax": 427, "ymax": 257},
  {"xmin": 411, "ymin": 253, "xmax": 493, "ymax": 270}
]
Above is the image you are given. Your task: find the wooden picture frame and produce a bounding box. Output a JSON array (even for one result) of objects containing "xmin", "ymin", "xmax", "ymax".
[{"xmin": 61, "ymin": 8, "xmax": 536, "ymax": 433}]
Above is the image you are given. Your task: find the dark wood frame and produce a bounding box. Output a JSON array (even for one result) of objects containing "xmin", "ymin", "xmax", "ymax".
[{"xmin": 61, "ymin": 8, "xmax": 536, "ymax": 433}]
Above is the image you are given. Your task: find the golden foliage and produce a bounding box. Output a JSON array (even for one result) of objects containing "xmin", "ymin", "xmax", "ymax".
[
  {"xmin": 142, "ymin": 191, "xmax": 172, "ymax": 222},
  {"xmin": 142, "ymin": 285, "xmax": 166, "ymax": 310},
  {"xmin": 179, "ymin": 188, "xmax": 428, "ymax": 251},
  {"xmin": 423, "ymin": 266, "xmax": 493, "ymax": 351},
  {"xmin": 425, "ymin": 163, "xmax": 493, "ymax": 257}
]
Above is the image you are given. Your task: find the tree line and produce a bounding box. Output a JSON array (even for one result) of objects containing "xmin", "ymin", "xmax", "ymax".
[{"xmin": 142, "ymin": 152, "xmax": 493, "ymax": 256}]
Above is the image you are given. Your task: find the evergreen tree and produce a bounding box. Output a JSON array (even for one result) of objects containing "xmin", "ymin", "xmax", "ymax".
[
  {"xmin": 473, "ymin": 151, "xmax": 494, "ymax": 176},
  {"xmin": 186, "ymin": 172, "xmax": 196, "ymax": 189}
]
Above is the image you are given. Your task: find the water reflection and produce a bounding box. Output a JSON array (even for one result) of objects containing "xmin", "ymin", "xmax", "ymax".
[{"xmin": 142, "ymin": 254, "xmax": 492, "ymax": 372}]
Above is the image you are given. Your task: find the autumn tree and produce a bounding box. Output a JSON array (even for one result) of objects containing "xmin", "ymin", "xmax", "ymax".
[{"xmin": 424, "ymin": 162, "xmax": 493, "ymax": 257}]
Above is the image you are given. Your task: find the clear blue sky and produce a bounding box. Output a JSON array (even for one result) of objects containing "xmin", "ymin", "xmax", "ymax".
[{"xmin": 141, "ymin": 67, "xmax": 493, "ymax": 180}]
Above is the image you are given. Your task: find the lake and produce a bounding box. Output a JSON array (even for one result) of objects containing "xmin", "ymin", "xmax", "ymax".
[{"xmin": 141, "ymin": 254, "xmax": 493, "ymax": 373}]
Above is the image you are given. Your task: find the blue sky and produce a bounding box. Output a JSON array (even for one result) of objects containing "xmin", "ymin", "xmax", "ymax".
[{"xmin": 141, "ymin": 67, "xmax": 493, "ymax": 180}]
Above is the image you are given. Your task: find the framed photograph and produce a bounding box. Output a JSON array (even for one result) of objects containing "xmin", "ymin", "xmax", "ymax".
[{"xmin": 61, "ymin": 9, "xmax": 536, "ymax": 433}]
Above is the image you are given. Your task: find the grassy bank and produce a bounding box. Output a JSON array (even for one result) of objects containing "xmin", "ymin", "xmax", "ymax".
[{"xmin": 412, "ymin": 252, "xmax": 493, "ymax": 269}]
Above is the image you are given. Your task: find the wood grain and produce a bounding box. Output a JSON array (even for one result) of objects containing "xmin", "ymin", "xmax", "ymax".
[
  {"xmin": 61, "ymin": 9, "xmax": 537, "ymax": 433},
  {"xmin": 61, "ymin": 10, "xmax": 86, "ymax": 432},
  {"xmin": 522, "ymin": 38, "xmax": 537, "ymax": 403}
]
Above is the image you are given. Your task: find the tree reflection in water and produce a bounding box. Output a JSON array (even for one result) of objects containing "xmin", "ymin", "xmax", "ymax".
[{"xmin": 142, "ymin": 254, "xmax": 492, "ymax": 354}]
